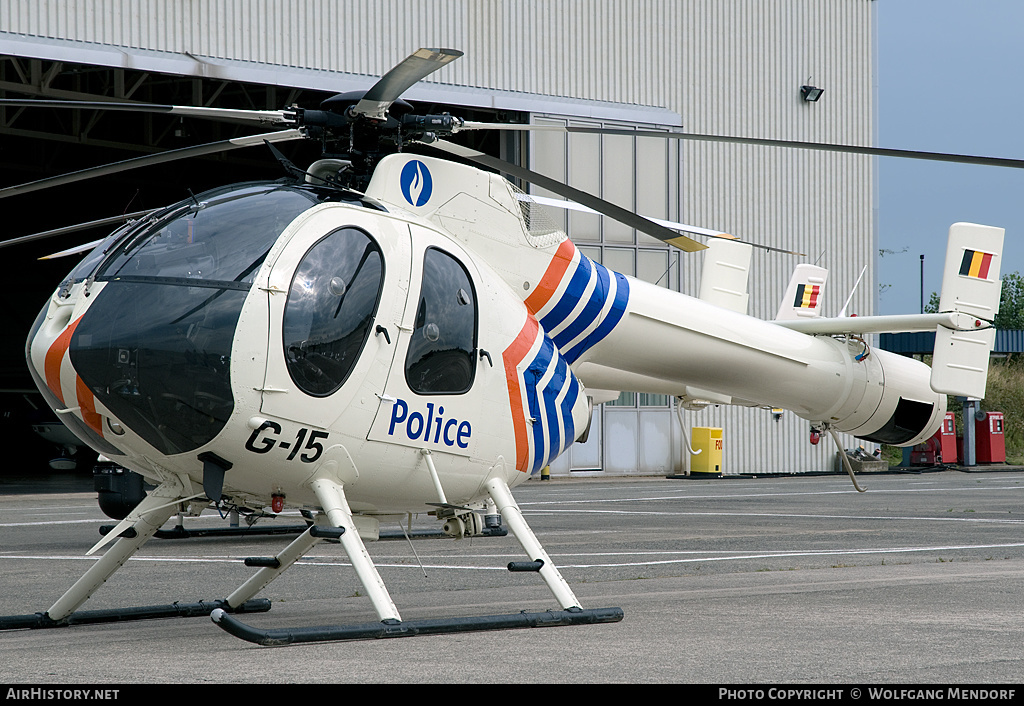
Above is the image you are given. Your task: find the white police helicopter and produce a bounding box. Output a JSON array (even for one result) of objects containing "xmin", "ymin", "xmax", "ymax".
[{"xmin": 0, "ymin": 48, "xmax": 1008, "ymax": 645}]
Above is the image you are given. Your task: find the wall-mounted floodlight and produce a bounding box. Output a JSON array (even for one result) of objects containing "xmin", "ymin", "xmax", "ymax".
[{"xmin": 800, "ymin": 85, "xmax": 824, "ymax": 102}]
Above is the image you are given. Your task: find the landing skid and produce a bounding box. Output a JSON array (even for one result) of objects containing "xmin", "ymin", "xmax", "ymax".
[
  {"xmin": 98, "ymin": 522, "xmax": 315, "ymax": 539},
  {"xmin": 148, "ymin": 525, "xmax": 505, "ymax": 540},
  {"xmin": 0, "ymin": 599, "xmax": 271, "ymax": 630},
  {"xmin": 155, "ymin": 524, "xmax": 312, "ymax": 539},
  {"xmin": 0, "ymin": 476, "xmax": 621, "ymax": 644},
  {"xmin": 100, "ymin": 519, "xmax": 506, "ymax": 541},
  {"xmin": 212, "ymin": 606, "xmax": 623, "ymax": 646},
  {"xmin": 209, "ymin": 476, "xmax": 624, "ymax": 646}
]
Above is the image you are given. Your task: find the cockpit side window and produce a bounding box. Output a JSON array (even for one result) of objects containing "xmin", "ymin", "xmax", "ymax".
[
  {"xmin": 283, "ymin": 227, "xmax": 385, "ymax": 397},
  {"xmin": 405, "ymin": 247, "xmax": 478, "ymax": 394}
]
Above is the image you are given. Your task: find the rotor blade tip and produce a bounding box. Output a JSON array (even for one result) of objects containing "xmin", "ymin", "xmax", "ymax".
[{"xmin": 667, "ymin": 236, "xmax": 709, "ymax": 252}]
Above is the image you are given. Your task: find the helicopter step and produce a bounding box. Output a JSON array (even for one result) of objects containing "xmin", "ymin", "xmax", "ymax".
[
  {"xmin": 211, "ymin": 476, "xmax": 623, "ymax": 645},
  {"xmin": 508, "ymin": 560, "xmax": 545, "ymax": 572}
]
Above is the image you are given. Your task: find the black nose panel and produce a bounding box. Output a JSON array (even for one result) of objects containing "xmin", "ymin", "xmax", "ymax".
[{"xmin": 69, "ymin": 282, "xmax": 246, "ymax": 456}]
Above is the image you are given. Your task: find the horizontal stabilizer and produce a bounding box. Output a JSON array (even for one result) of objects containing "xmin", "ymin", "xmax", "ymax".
[
  {"xmin": 776, "ymin": 264, "xmax": 828, "ymax": 321},
  {"xmin": 698, "ymin": 239, "xmax": 752, "ymax": 314},
  {"xmin": 930, "ymin": 222, "xmax": 1004, "ymax": 398},
  {"xmin": 774, "ymin": 311, "xmax": 990, "ymax": 336}
]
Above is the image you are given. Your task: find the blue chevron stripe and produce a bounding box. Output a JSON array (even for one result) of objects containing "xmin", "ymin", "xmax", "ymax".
[
  {"xmin": 539, "ymin": 253, "xmax": 591, "ymax": 332},
  {"xmin": 563, "ymin": 270, "xmax": 630, "ymax": 364},
  {"xmin": 523, "ymin": 337, "xmax": 553, "ymax": 473},
  {"xmin": 520, "ymin": 334, "xmax": 583, "ymax": 474},
  {"xmin": 537, "ymin": 251, "xmax": 631, "ymax": 366},
  {"xmin": 551, "ymin": 260, "xmax": 609, "ymax": 350}
]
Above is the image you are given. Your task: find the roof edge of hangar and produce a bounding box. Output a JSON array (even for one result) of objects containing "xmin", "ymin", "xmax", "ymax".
[{"xmin": 0, "ymin": 31, "xmax": 680, "ymax": 126}]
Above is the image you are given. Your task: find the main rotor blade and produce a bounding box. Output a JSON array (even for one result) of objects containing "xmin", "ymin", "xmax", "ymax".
[
  {"xmin": 577, "ymin": 127, "xmax": 1024, "ymax": 170},
  {"xmin": 458, "ymin": 122, "xmax": 1024, "ymax": 170},
  {"xmin": 0, "ymin": 98, "xmax": 295, "ymax": 127},
  {"xmin": 424, "ymin": 139, "xmax": 707, "ymax": 252},
  {"xmin": 0, "ymin": 128, "xmax": 307, "ymax": 200},
  {"xmin": 523, "ymin": 194, "xmax": 806, "ymax": 256},
  {"xmin": 352, "ymin": 48, "xmax": 463, "ymax": 120},
  {"xmin": 0, "ymin": 210, "xmax": 155, "ymax": 251},
  {"xmin": 40, "ymin": 239, "xmax": 104, "ymax": 260}
]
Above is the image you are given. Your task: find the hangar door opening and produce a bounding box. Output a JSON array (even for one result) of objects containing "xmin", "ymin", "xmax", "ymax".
[{"xmin": 528, "ymin": 114, "xmax": 686, "ymax": 476}]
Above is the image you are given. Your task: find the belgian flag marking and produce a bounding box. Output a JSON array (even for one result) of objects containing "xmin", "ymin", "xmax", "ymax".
[
  {"xmin": 794, "ymin": 283, "xmax": 820, "ymax": 309},
  {"xmin": 959, "ymin": 249, "xmax": 994, "ymax": 279}
]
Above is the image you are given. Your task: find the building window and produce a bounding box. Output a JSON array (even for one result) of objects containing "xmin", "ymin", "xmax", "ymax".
[
  {"xmin": 639, "ymin": 393, "xmax": 671, "ymax": 407},
  {"xmin": 606, "ymin": 391, "xmax": 636, "ymax": 407}
]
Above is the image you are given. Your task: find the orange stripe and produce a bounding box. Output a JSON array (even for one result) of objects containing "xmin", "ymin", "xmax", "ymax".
[
  {"xmin": 44, "ymin": 317, "xmax": 82, "ymax": 405},
  {"xmin": 75, "ymin": 375, "xmax": 104, "ymax": 437},
  {"xmin": 502, "ymin": 314, "xmax": 540, "ymax": 472},
  {"xmin": 524, "ymin": 239, "xmax": 576, "ymax": 315}
]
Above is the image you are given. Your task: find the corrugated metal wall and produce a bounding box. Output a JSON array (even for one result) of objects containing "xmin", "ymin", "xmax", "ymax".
[
  {"xmin": 673, "ymin": 2, "xmax": 877, "ymax": 473},
  {"xmin": 0, "ymin": 0, "xmax": 877, "ymax": 473},
  {"xmin": 2, "ymin": 1, "xmax": 872, "ymax": 121}
]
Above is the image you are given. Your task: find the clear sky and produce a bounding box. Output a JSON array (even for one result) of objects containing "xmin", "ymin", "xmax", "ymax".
[{"xmin": 876, "ymin": 0, "xmax": 1024, "ymax": 314}]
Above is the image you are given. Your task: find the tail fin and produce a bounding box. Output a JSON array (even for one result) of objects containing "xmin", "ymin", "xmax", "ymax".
[
  {"xmin": 698, "ymin": 239, "xmax": 752, "ymax": 314},
  {"xmin": 930, "ymin": 223, "xmax": 1004, "ymax": 398},
  {"xmin": 775, "ymin": 264, "xmax": 828, "ymax": 321}
]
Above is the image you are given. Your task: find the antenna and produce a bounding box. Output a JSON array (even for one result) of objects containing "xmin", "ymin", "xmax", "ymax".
[{"xmin": 838, "ymin": 265, "xmax": 867, "ymax": 318}]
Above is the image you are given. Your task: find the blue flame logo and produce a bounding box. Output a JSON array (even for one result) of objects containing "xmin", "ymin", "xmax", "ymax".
[{"xmin": 400, "ymin": 160, "xmax": 433, "ymax": 207}]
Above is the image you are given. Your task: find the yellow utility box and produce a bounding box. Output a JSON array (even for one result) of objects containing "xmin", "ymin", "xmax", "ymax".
[{"xmin": 690, "ymin": 427, "xmax": 723, "ymax": 476}]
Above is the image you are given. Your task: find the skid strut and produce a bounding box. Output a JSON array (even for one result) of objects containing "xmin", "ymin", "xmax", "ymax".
[
  {"xmin": 0, "ymin": 478, "xmax": 271, "ymax": 631},
  {"xmin": 212, "ymin": 476, "xmax": 623, "ymax": 645},
  {"xmin": 221, "ymin": 522, "xmax": 340, "ymax": 610},
  {"xmin": 310, "ymin": 477, "xmax": 402, "ymax": 622}
]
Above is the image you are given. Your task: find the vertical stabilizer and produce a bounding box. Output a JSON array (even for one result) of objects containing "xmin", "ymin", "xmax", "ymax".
[
  {"xmin": 930, "ymin": 222, "xmax": 1004, "ymax": 398},
  {"xmin": 775, "ymin": 264, "xmax": 828, "ymax": 320},
  {"xmin": 698, "ymin": 239, "xmax": 752, "ymax": 314}
]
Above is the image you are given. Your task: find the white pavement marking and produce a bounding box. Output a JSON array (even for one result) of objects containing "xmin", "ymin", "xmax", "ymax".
[
  {"xmin": 523, "ymin": 507, "xmax": 1024, "ymax": 524},
  {"xmin": 517, "ymin": 484, "xmax": 1024, "ymax": 506},
  {"xmin": 3, "ymin": 541, "xmax": 1024, "ymax": 571}
]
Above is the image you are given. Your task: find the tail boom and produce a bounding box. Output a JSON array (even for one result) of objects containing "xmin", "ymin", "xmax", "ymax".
[{"xmin": 573, "ymin": 276, "xmax": 945, "ymax": 446}]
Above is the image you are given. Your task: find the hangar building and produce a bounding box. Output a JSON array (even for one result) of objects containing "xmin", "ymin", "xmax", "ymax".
[{"xmin": 0, "ymin": 1, "xmax": 877, "ymax": 476}]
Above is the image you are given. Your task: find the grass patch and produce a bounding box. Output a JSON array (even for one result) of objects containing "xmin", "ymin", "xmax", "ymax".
[{"xmin": 978, "ymin": 359, "xmax": 1024, "ymax": 462}]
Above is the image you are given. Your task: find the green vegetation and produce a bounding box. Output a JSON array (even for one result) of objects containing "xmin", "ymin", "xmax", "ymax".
[
  {"xmin": 909, "ymin": 272, "xmax": 1024, "ymax": 464},
  {"xmin": 977, "ymin": 358, "xmax": 1024, "ymax": 463},
  {"xmin": 924, "ymin": 271, "xmax": 1024, "ymax": 329}
]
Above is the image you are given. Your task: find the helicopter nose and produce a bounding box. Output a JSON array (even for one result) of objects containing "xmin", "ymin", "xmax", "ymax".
[
  {"xmin": 26, "ymin": 300, "xmax": 126, "ymax": 459},
  {"xmin": 26, "ymin": 277, "xmax": 247, "ymax": 459},
  {"xmin": 26, "ymin": 181, "xmax": 321, "ymax": 460}
]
